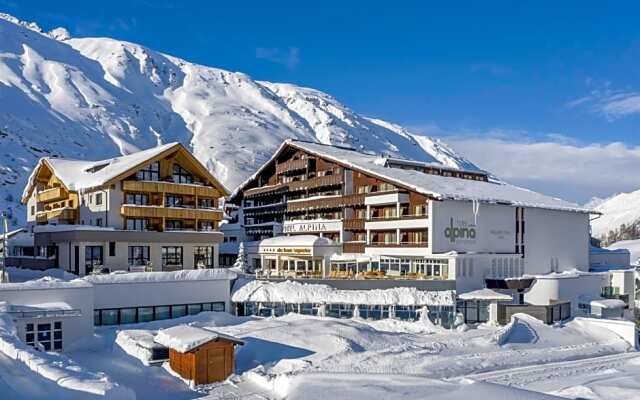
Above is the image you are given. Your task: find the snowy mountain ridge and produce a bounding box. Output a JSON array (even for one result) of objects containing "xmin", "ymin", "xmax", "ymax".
[
  {"xmin": 591, "ymin": 189, "xmax": 640, "ymax": 245},
  {"xmin": 0, "ymin": 13, "xmax": 479, "ymax": 226}
]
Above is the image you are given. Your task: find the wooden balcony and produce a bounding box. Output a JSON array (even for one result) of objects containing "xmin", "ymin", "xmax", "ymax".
[
  {"xmin": 36, "ymin": 208, "xmax": 77, "ymax": 223},
  {"xmin": 245, "ymin": 183, "xmax": 288, "ymax": 198},
  {"xmin": 275, "ymin": 158, "xmax": 309, "ymax": 175},
  {"xmin": 121, "ymin": 205, "xmax": 223, "ymax": 221},
  {"xmin": 288, "ymin": 174, "xmax": 343, "ymax": 192},
  {"xmin": 343, "ymin": 218, "xmax": 365, "ymax": 230},
  {"xmin": 343, "ymin": 241, "xmax": 365, "ymax": 253},
  {"xmin": 286, "ymin": 193, "xmax": 365, "ymax": 212},
  {"xmin": 122, "ymin": 180, "xmax": 220, "ymax": 198},
  {"xmin": 37, "ymin": 187, "xmax": 68, "ymax": 203}
]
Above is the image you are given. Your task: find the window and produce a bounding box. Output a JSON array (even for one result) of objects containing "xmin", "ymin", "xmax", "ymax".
[
  {"xmin": 27, "ymin": 322, "xmax": 63, "ymax": 351},
  {"xmin": 126, "ymin": 218, "xmax": 148, "ymax": 231},
  {"xmin": 172, "ymin": 164, "xmax": 193, "ymax": 184},
  {"xmin": 126, "ymin": 193, "xmax": 148, "ymax": 205},
  {"xmin": 171, "ymin": 305, "xmax": 187, "ymax": 318},
  {"xmin": 136, "ymin": 161, "xmax": 160, "ymax": 181},
  {"xmin": 162, "ymin": 246, "xmax": 183, "ymax": 269},
  {"xmin": 128, "ymin": 246, "xmax": 150, "ymax": 266},
  {"xmin": 95, "ymin": 193, "xmax": 103, "ymax": 205},
  {"xmin": 194, "ymin": 246, "xmax": 214, "ymax": 268},
  {"xmin": 155, "ymin": 306, "xmax": 171, "ymax": 320},
  {"xmin": 165, "ymin": 220, "xmax": 184, "ymax": 231},
  {"xmin": 85, "ymin": 246, "xmax": 103, "ymax": 272},
  {"xmin": 95, "ymin": 218, "xmax": 103, "ymax": 227},
  {"xmin": 165, "ymin": 195, "xmax": 183, "ymax": 207},
  {"xmin": 109, "ymin": 242, "xmax": 116, "ymax": 257},
  {"xmin": 138, "ymin": 307, "xmax": 154, "ymax": 323},
  {"xmin": 120, "ymin": 308, "xmax": 137, "ymax": 324},
  {"xmin": 199, "ymin": 198, "xmax": 213, "ymax": 208},
  {"xmin": 199, "ymin": 221, "xmax": 214, "ymax": 231},
  {"xmin": 30, "ymin": 205, "xmax": 35, "ymax": 216}
]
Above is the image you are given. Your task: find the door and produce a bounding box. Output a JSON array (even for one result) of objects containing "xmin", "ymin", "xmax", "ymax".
[
  {"xmin": 74, "ymin": 246, "xmax": 79, "ymax": 275},
  {"xmin": 206, "ymin": 347, "xmax": 227, "ymax": 382}
]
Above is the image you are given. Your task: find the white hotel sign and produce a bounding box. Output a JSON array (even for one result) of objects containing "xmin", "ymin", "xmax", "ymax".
[{"xmin": 283, "ymin": 220, "xmax": 342, "ymax": 234}]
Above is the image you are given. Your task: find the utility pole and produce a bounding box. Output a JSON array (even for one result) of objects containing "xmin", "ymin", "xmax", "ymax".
[{"xmin": 0, "ymin": 211, "xmax": 7, "ymax": 283}]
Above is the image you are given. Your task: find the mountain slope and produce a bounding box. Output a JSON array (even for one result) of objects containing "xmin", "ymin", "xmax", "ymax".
[
  {"xmin": 591, "ymin": 189, "xmax": 640, "ymax": 245},
  {"xmin": 0, "ymin": 13, "xmax": 479, "ymax": 226}
]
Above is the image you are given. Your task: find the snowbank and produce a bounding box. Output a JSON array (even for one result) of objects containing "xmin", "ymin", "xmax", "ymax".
[
  {"xmin": 0, "ymin": 312, "xmax": 134, "ymax": 399},
  {"xmin": 116, "ymin": 330, "xmax": 158, "ymax": 366},
  {"xmin": 0, "ymin": 276, "xmax": 91, "ymax": 291},
  {"xmin": 83, "ymin": 268, "xmax": 236, "ymax": 285},
  {"xmin": 5, "ymin": 266, "xmax": 77, "ymax": 282},
  {"xmin": 232, "ymin": 279, "xmax": 455, "ymax": 306}
]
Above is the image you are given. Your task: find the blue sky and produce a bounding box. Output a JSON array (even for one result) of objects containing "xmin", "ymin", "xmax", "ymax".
[{"xmin": 2, "ymin": 0, "xmax": 640, "ymax": 202}]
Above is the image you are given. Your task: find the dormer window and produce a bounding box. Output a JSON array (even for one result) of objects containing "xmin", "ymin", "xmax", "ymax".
[
  {"xmin": 136, "ymin": 161, "xmax": 160, "ymax": 181},
  {"xmin": 172, "ymin": 164, "xmax": 193, "ymax": 184}
]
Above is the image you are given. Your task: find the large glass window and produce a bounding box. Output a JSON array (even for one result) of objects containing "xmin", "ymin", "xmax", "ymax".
[
  {"xmin": 85, "ymin": 246, "xmax": 103, "ymax": 272},
  {"xmin": 138, "ymin": 307, "xmax": 154, "ymax": 323},
  {"xmin": 126, "ymin": 193, "xmax": 148, "ymax": 205},
  {"xmin": 171, "ymin": 305, "xmax": 187, "ymax": 318},
  {"xmin": 194, "ymin": 246, "xmax": 214, "ymax": 268},
  {"xmin": 128, "ymin": 246, "xmax": 150, "ymax": 267},
  {"xmin": 172, "ymin": 164, "xmax": 194, "ymax": 184},
  {"xmin": 162, "ymin": 246, "xmax": 183, "ymax": 269},
  {"xmin": 136, "ymin": 161, "xmax": 159, "ymax": 181},
  {"xmin": 155, "ymin": 306, "xmax": 171, "ymax": 320},
  {"xmin": 165, "ymin": 220, "xmax": 184, "ymax": 231},
  {"xmin": 100, "ymin": 309, "xmax": 118, "ymax": 325},
  {"xmin": 126, "ymin": 218, "xmax": 148, "ymax": 231},
  {"xmin": 165, "ymin": 195, "xmax": 183, "ymax": 207},
  {"xmin": 199, "ymin": 198, "xmax": 213, "ymax": 208},
  {"xmin": 120, "ymin": 308, "xmax": 137, "ymax": 324},
  {"xmin": 199, "ymin": 221, "xmax": 214, "ymax": 231}
]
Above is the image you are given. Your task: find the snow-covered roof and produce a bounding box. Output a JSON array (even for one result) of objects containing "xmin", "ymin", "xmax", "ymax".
[
  {"xmin": 82, "ymin": 269, "xmax": 237, "ymax": 285},
  {"xmin": 258, "ymin": 235, "xmax": 338, "ymax": 248},
  {"xmin": 154, "ymin": 325, "xmax": 243, "ymax": 352},
  {"xmin": 6, "ymin": 231, "xmax": 34, "ymax": 247},
  {"xmin": 458, "ymin": 288, "xmax": 513, "ymax": 301},
  {"xmin": 589, "ymin": 298, "xmax": 626, "ymax": 309},
  {"xmin": 0, "ymin": 301, "xmax": 74, "ymax": 313},
  {"xmin": 23, "ymin": 142, "xmax": 178, "ymax": 199},
  {"xmin": 231, "ymin": 140, "xmax": 593, "ymax": 213},
  {"xmin": 232, "ymin": 280, "xmax": 455, "ymax": 306},
  {"xmin": 0, "ymin": 276, "xmax": 92, "ymax": 291}
]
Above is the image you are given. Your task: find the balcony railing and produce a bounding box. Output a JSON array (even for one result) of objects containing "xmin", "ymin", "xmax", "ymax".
[
  {"xmin": 343, "ymin": 218, "xmax": 365, "ymax": 230},
  {"xmin": 244, "ymin": 183, "xmax": 288, "ymax": 198},
  {"xmin": 287, "ymin": 174, "xmax": 343, "ymax": 192},
  {"xmin": 343, "ymin": 241, "xmax": 365, "ymax": 253},
  {"xmin": 367, "ymin": 213, "xmax": 428, "ymax": 221},
  {"xmin": 286, "ymin": 193, "xmax": 365, "ymax": 212},
  {"xmin": 37, "ymin": 187, "xmax": 68, "ymax": 203},
  {"xmin": 121, "ymin": 205, "xmax": 223, "ymax": 220},
  {"xmin": 275, "ymin": 158, "xmax": 309, "ymax": 175},
  {"xmin": 35, "ymin": 208, "xmax": 77, "ymax": 223},
  {"xmin": 367, "ymin": 241, "xmax": 429, "ymax": 248},
  {"xmin": 122, "ymin": 180, "xmax": 220, "ymax": 198}
]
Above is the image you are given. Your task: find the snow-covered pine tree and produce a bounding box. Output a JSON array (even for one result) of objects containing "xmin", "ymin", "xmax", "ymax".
[{"xmin": 232, "ymin": 242, "xmax": 249, "ymax": 273}]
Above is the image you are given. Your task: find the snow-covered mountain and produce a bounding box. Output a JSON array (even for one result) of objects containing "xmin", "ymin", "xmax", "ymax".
[
  {"xmin": 0, "ymin": 13, "xmax": 479, "ymax": 226},
  {"xmin": 590, "ymin": 189, "xmax": 640, "ymax": 245}
]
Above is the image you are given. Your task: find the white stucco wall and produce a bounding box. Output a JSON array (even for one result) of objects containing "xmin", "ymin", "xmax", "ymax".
[
  {"xmin": 524, "ymin": 273, "xmax": 607, "ymax": 308},
  {"xmin": 523, "ymin": 208, "xmax": 590, "ymax": 275},
  {"xmin": 0, "ymin": 285, "xmax": 94, "ymax": 350},
  {"xmin": 92, "ymin": 278, "xmax": 232, "ymax": 312}
]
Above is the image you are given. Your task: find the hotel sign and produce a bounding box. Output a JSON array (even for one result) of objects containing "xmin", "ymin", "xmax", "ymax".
[
  {"xmin": 261, "ymin": 247, "xmax": 312, "ymax": 255},
  {"xmin": 283, "ymin": 220, "xmax": 342, "ymax": 234}
]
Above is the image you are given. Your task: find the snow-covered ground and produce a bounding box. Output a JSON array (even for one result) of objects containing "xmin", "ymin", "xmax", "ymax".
[
  {"xmin": 0, "ymin": 309, "xmax": 637, "ymax": 400},
  {"xmin": 608, "ymin": 239, "xmax": 640, "ymax": 265}
]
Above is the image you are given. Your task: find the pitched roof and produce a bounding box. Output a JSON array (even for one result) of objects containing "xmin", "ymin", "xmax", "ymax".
[
  {"xmin": 22, "ymin": 142, "xmax": 228, "ymax": 202},
  {"xmin": 154, "ymin": 325, "xmax": 243, "ymax": 352},
  {"xmin": 231, "ymin": 139, "xmax": 593, "ymax": 214}
]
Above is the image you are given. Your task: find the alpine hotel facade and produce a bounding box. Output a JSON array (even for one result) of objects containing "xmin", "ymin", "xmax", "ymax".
[{"xmin": 14, "ymin": 142, "xmax": 228, "ymax": 275}]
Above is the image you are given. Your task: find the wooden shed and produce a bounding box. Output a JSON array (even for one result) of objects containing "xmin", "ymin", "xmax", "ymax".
[{"xmin": 155, "ymin": 325, "xmax": 244, "ymax": 385}]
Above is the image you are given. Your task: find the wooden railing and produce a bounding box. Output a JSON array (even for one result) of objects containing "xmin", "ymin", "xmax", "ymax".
[
  {"xmin": 122, "ymin": 180, "xmax": 220, "ymax": 198},
  {"xmin": 36, "ymin": 208, "xmax": 77, "ymax": 223},
  {"xmin": 367, "ymin": 241, "xmax": 429, "ymax": 248},
  {"xmin": 121, "ymin": 205, "xmax": 223, "ymax": 221},
  {"xmin": 342, "ymin": 241, "xmax": 365, "ymax": 253},
  {"xmin": 275, "ymin": 158, "xmax": 309, "ymax": 175},
  {"xmin": 286, "ymin": 193, "xmax": 365, "ymax": 212},
  {"xmin": 245, "ymin": 183, "xmax": 288, "ymax": 198},
  {"xmin": 288, "ymin": 174, "xmax": 343, "ymax": 192},
  {"xmin": 343, "ymin": 218, "xmax": 365, "ymax": 230},
  {"xmin": 37, "ymin": 187, "xmax": 68, "ymax": 203}
]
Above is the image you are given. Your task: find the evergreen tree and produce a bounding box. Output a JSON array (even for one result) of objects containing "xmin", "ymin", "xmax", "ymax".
[{"xmin": 232, "ymin": 242, "xmax": 249, "ymax": 273}]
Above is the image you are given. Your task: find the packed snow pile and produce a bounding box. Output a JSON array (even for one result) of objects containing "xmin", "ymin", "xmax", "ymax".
[
  {"xmin": 116, "ymin": 330, "xmax": 160, "ymax": 366},
  {"xmin": 0, "ymin": 276, "xmax": 91, "ymax": 291},
  {"xmin": 0, "ymin": 311, "xmax": 134, "ymax": 399},
  {"xmin": 232, "ymin": 279, "xmax": 455, "ymax": 306},
  {"xmin": 82, "ymin": 268, "xmax": 236, "ymax": 285},
  {"xmin": 608, "ymin": 239, "xmax": 640, "ymax": 265},
  {"xmin": 0, "ymin": 13, "xmax": 478, "ymax": 227},
  {"xmin": 5, "ymin": 266, "xmax": 77, "ymax": 282}
]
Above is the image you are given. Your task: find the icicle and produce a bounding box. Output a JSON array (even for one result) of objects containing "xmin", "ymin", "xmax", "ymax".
[{"xmin": 352, "ymin": 304, "xmax": 360, "ymax": 319}]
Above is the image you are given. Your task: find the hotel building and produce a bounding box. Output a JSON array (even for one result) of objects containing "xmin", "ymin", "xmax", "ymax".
[
  {"xmin": 10, "ymin": 142, "xmax": 227, "ymax": 275},
  {"xmin": 227, "ymin": 139, "xmax": 594, "ymax": 298}
]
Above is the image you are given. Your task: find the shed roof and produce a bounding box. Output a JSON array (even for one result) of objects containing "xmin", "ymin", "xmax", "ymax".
[{"xmin": 154, "ymin": 325, "xmax": 243, "ymax": 353}]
